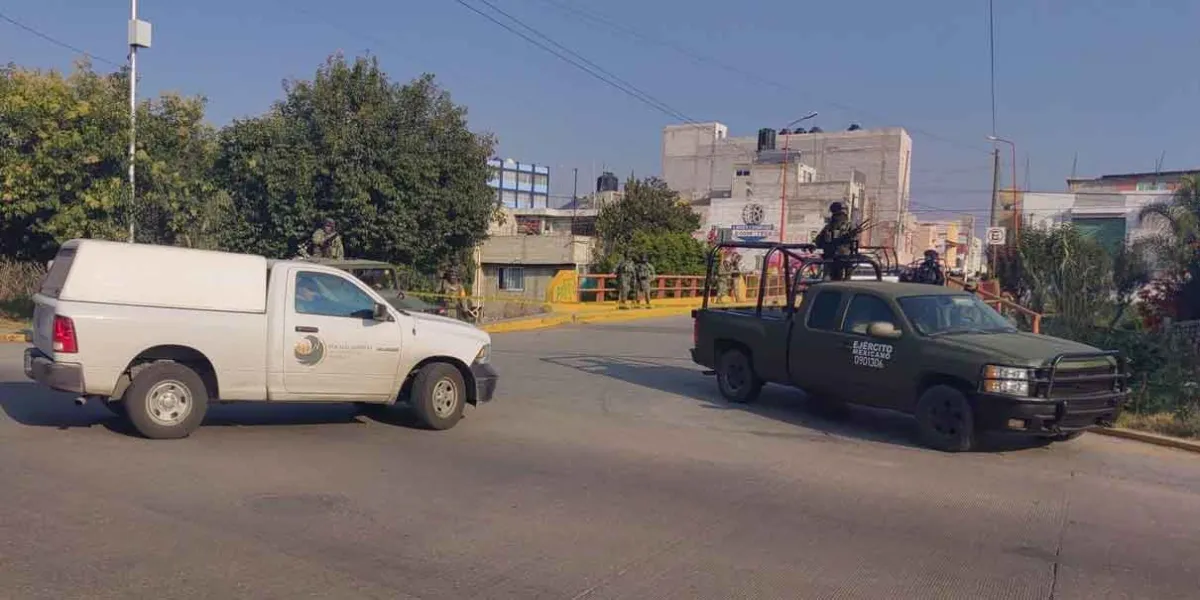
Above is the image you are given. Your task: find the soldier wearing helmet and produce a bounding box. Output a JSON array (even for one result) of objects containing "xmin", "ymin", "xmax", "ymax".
[
  {"xmin": 311, "ymin": 217, "xmax": 344, "ymax": 260},
  {"xmin": 914, "ymin": 249, "xmax": 946, "ymax": 286},
  {"xmin": 815, "ymin": 201, "xmax": 857, "ymax": 281}
]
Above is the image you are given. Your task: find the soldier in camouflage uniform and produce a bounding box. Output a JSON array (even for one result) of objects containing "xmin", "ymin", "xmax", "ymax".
[
  {"xmin": 716, "ymin": 252, "xmax": 731, "ymax": 300},
  {"xmin": 438, "ymin": 267, "xmax": 467, "ymax": 321},
  {"xmin": 616, "ymin": 256, "xmax": 635, "ymax": 309},
  {"xmin": 815, "ymin": 202, "xmax": 857, "ymax": 281},
  {"xmin": 311, "ymin": 218, "xmax": 345, "ymax": 260},
  {"xmin": 634, "ymin": 253, "xmax": 656, "ymax": 308}
]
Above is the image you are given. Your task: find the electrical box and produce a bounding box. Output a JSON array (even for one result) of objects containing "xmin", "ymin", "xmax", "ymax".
[{"xmin": 128, "ymin": 19, "xmax": 152, "ymax": 48}]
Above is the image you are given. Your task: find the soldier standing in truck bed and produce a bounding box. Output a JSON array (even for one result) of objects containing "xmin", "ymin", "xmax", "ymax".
[{"xmin": 815, "ymin": 202, "xmax": 857, "ymax": 281}]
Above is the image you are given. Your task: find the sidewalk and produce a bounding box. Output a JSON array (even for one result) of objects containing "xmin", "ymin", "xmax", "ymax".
[{"xmin": 482, "ymin": 300, "xmax": 698, "ymax": 334}]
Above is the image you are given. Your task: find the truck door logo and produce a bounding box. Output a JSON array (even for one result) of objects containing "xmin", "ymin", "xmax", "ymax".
[
  {"xmin": 294, "ymin": 335, "xmax": 326, "ymax": 366},
  {"xmin": 851, "ymin": 340, "xmax": 893, "ymax": 369}
]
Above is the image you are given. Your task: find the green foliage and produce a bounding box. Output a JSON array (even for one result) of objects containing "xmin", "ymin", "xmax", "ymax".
[
  {"xmin": 595, "ymin": 231, "xmax": 707, "ymax": 275},
  {"xmin": 216, "ymin": 54, "xmax": 499, "ymax": 275},
  {"xmin": 0, "ymin": 61, "xmax": 224, "ymax": 259},
  {"xmin": 594, "ymin": 176, "xmax": 702, "ymax": 271},
  {"xmin": 1136, "ymin": 175, "xmax": 1200, "ymax": 320},
  {"xmin": 0, "ymin": 60, "xmax": 130, "ymax": 260}
]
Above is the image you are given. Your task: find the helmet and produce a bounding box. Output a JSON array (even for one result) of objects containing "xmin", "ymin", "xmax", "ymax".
[
  {"xmin": 323, "ymin": 217, "xmax": 336, "ymax": 227},
  {"xmin": 829, "ymin": 202, "xmax": 845, "ymax": 214},
  {"xmin": 924, "ymin": 249, "xmax": 938, "ymax": 259}
]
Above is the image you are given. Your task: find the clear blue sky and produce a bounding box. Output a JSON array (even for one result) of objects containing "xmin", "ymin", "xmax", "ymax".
[{"xmin": 3, "ymin": 0, "xmax": 1198, "ymax": 219}]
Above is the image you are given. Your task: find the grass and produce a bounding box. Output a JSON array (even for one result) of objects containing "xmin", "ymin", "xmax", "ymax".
[
  {"xmin": 0, "ymin": 259, "xmax": 41, "ymax": 332},
  {"xmin": 1117, "ymin": 411, "xmax": 1200, "ymax": 440}
]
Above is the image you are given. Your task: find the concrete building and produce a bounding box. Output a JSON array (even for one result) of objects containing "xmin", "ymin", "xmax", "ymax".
[
  {"xmin": 475, "ymin": 206, "xmax": 598, "ymax": 318},
  {"xmin": 911, "ymin": 219, "xmax": 981, "ymax": 274},
  {"xmin": 698, "ymin": 154, "xmax": 867, "ymax": 248},
  {"xmin": 1067, "ymin": 169, "xmax": 1200, "ymax": 193},
  {"xmin": 662, "ymin": 122, "xmax": 913, "ymax": 250},
  {"xmin": 488, "ymin": 158, "xmax": 551, "ymax": 209},
  {"xmin": 1021, "ymin": 191, "xmax": 1173, "ymax": 254}
]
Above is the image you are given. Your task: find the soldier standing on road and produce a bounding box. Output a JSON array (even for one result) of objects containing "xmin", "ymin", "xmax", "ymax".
[
  {"xmin": 815, "ymin": 202, "xmax": 857, "ymax": 281},
  {"xmin": 311, "ymin": 218, "xmax": 344, "ymax": 260},
  {"xmin": 634, "ymin": 253, "xmax": 656, "ymax": 308},
  {"xmin": 616, "ymin": 256, "xmax": 635, "ymax": 309},
  {"xmin": 439, "ymin": 267, "xmax": 467, "ymax": 321}
]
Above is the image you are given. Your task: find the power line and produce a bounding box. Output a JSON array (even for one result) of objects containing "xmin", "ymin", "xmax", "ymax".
[
  {"xmin": 0, "ymin": 11, "xmax": 122, "ymax": 68},
  {"xmin": 451, "ymin": 0, "xmax": 695, "ymax": 123},
  {"xmin": 527, "ymin": 0, "xmax": 992, "ymax": 156}
]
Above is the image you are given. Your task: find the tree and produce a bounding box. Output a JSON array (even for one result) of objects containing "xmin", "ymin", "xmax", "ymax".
[
  {"xmin": 0, "ymin": 60, "xmax": 128, "ymax": 260},
  {"xmin": 1011, "ymin": 225, "xmax": 1115, "ymax": 335},
  {"xmin": 217, "ymin": 54, "xmax": 499, "ymax": 275},
  {"xmin": 1137, "ymin": 176, "xmax": 1200, "ymax": 321},
  {"xmin": 134, "ymin": 93, "xmax": 227, "ymax": 249},
  {"xmin": 594, "ymin": 176, "xmax": 702, "ymax": 270},
  {"xmin": 0, "ymin": 61, "xmax": 220, "ymax": 259}
]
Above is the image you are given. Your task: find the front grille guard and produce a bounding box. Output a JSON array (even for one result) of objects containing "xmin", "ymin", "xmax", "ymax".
[{"xmin": 1033, "ymin": 351, "xmax": 1131, "ymax": 400}]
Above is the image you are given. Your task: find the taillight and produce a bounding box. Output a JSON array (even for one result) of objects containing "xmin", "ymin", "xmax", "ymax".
[{"xmin": 53, "ymin": 315, "xmax": 78, "ymax": 353}]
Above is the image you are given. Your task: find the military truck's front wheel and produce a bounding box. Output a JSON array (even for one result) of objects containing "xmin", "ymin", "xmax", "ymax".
[
  {"xmin": 717, "ymin": 347, "xmax": 762, "ymax": 404},
  {"xmin": 915, "ymin": 385, "xmax": 976, "ymax": 452}
]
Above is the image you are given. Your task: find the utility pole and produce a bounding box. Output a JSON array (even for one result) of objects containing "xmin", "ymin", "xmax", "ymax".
[
  {"xmin": 989, "ymin": 148, "xmax": 1000, "ymax": 276},
  {"xmin": 571, "ymin": 167, "xmax": 578, "ymax": 234},
  {"xmin": 778, "ymin": 112, "xmax": 818, "ymax": 242},
  {"xmin": 127, "ymin": 0, "xmax": 152, "ymax": 243}
]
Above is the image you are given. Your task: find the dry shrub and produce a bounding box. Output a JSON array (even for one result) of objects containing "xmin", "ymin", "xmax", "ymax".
[
  {"xmin": 0, "ymin": 258, "xmax": 45, "ymax": 319},
  {"xmin": 1117, "ymin": 412, "xmax": 1200, "ymax": 440}
]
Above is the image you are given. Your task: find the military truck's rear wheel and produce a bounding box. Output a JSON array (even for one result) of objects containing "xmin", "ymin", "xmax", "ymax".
[
  {"xmin": 915, "ymin": 385, "xmax": 976, "ymax": 452},
  {"xmin": 124, "ymin": 362, "xmax": 209, "ymax": 440},
  {"xmin": 717, "ymin": 347, "xmax": 762, "ymax": 404}
]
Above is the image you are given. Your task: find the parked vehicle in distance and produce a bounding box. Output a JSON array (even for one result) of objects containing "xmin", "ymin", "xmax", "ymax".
[
  {"xmin": 24, "ymin": 240, "xmax": 497, "ymax": 439},
  {"xmin": 306, "ymin": 257, "xmax": 448, "ymax": 317},
  {"xmin": 691, "ymin": 241, "xmax": 1129, "ymax": 452}
]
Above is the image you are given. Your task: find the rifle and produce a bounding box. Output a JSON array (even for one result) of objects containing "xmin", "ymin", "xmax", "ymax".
[{"xmin": 318, "ymin": 231, "xmax": 341, "ymax": 249}]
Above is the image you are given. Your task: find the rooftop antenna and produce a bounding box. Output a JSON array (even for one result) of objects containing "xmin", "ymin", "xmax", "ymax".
[
  {"xmin": 1155, "ymin": 151, "xmax": 1166, "ymax": 174},
  {"xmin": 1070, "ymin": 153, "xmax": 1078, "ymax": 180}
]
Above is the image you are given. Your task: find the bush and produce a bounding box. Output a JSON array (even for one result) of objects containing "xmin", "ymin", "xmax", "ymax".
[
  {"xmin": 1057, "ymin": 325, "xmax": 1200, "ymax": 417},
  {"xmin": 0, "ymin": 258, "xmax": 43, "ymax": 320}
]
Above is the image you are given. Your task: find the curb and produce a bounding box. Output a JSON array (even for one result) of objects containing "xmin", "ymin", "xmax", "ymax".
[
  {"xmin": 483, "ymin": 306, "xmax": 694, "ymax": 334},
  {"xmin": 1091, "ymin": 427, "xmax": 1200, "ymax": 454},
  {"xmin": 1, "ymin": 332, "xmax": 28, "ymax": 344}
]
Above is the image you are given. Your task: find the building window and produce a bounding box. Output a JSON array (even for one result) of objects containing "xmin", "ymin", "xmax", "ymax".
[
  {"xmin": 518, "ymin": 192, "xmax": 534, "ymax": 208},
  {"xmin": 736, "ymin": 169, "xmax": 751, "ymax": 177},
  {"xmin": 532, "ymin": 193, "xmax": 549, "ymax": 209},
  {"xmin": 533, "ymin": 173, "xmax": 549, "ymax": 188},
  {"xmin": 501, "ymin": 190, "xmax": 518, "ymax": 208},
  {"xmin": 516, "ymin": 216, "xmax": 543, "ymax": 235},
  {"xmin": 498, "ymin": 267, "xmax": 525, "ymax": 291},
  {"xmin": 502, "ymin": 170, "xmax": 517, "ymax": 188},
  {"xmin": 518, "ymin": 171, "xmax": 534, "ymax": 186}
]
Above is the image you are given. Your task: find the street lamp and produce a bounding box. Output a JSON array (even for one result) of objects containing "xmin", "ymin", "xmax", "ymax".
[
  {"xmin": 986, "ymin": 135, "xmax": 1018, "ymax": 238},
  {"xmin": 127, "ymin": 0, "xmax": 152, "ymax": 243},
  {"xmin": 779, "ymin": 111, "xmax": 818, "ymax": 242}
]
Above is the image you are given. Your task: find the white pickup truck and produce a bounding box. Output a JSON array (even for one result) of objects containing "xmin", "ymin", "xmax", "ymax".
[{"xmin": 24, "ymin": 239, "xmax": 498, "ymax": 439}]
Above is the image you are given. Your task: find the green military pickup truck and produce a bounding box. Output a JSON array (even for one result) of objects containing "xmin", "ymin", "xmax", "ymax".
[{"xmin": 690, "ymin": 242, "xmax": 1129, "ymax": 452}]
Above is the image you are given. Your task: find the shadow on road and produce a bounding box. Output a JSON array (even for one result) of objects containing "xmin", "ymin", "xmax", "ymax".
[
  {"xmin": 540, "ymin": 354, "xmax": 1051, "ymax": 453},
  {"xmin": 0, "ymin": 381, "xmax": 428, "ymax": 435}
]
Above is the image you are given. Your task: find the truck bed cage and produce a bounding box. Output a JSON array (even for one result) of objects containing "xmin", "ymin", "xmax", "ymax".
[{"xmin": 702, "ymin": 241, "xmax": 884, "ymax": 313}]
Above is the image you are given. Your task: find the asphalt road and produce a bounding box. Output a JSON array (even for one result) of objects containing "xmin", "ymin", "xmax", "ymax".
[{"xmin": 2, "ymin": 317, "xmax": 1199, "ymax": 599}]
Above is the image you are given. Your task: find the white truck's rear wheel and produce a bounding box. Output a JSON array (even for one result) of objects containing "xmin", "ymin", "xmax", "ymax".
[
  {"xmin": 125, "ymin": 363, "xmax": 209, "ymax": 439},
  {"xmin": 410, "ymin": 363, "xmax": 465, "ymax": 430}
]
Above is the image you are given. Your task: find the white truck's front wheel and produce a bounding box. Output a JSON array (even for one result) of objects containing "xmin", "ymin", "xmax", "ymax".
[
  {"xmin": 124, "ymin": 362, "xmax": 209, "ymax": 439},
  {"xmin": 410, "ymin": 363, "xmax": 465, "ymax": 430}
]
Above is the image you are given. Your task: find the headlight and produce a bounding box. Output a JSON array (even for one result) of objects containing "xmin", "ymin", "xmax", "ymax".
[
  {"xmin": 474, "ymin": 344, "xmax": 491, "ymax": 364},
  {"xmin": 982, "ymin": 365, "xmax": 1032, "ymax": 396}
]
